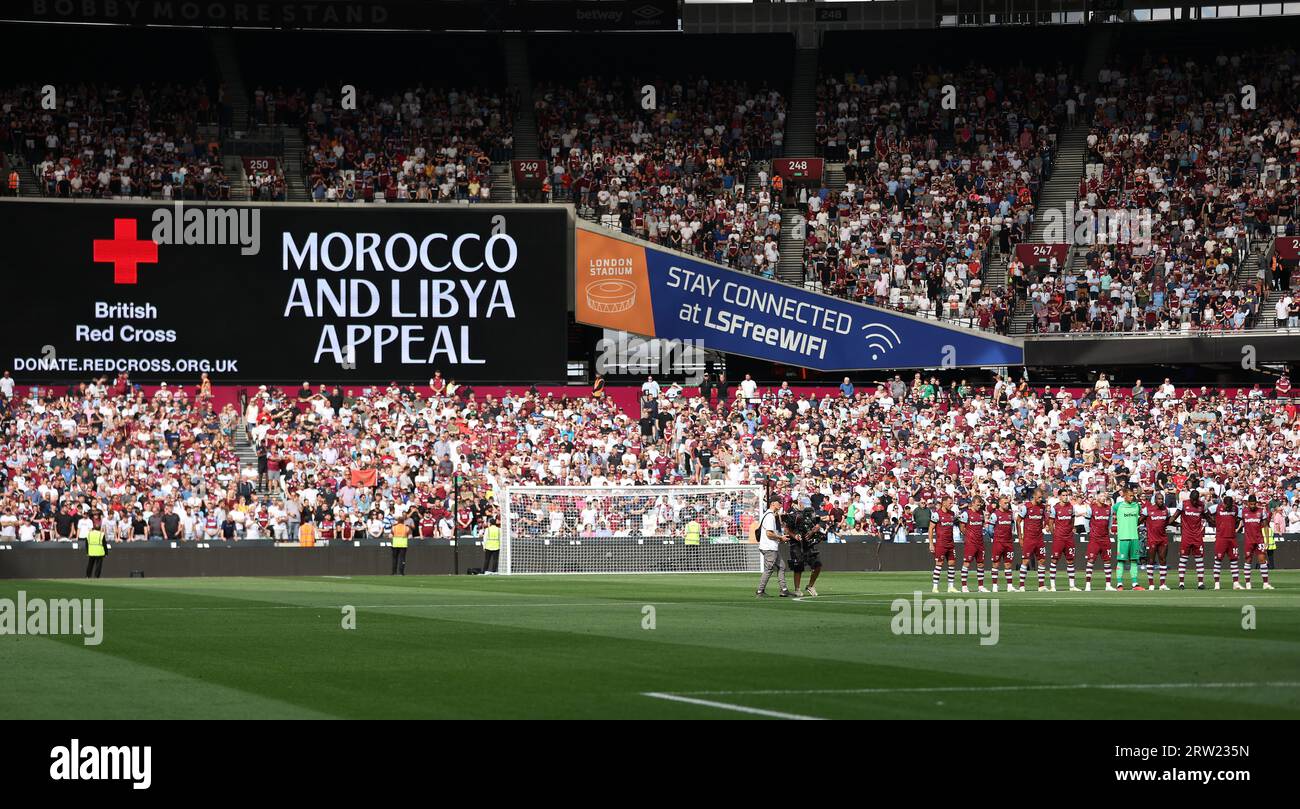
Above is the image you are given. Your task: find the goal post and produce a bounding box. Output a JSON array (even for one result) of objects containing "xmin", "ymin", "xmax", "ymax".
[{"xmin": 500, "ymin": 485, "xmax": 766, "ymax": 575}]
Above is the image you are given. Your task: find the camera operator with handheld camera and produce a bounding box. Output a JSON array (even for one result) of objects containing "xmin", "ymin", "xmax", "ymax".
[{"xmin": 783, "ymin": 506, "xmax": 826, "ymax": 597}]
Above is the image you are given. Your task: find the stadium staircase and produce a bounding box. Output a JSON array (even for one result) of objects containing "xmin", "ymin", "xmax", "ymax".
[
  {"xmin": 1009, "ymin": 26, "xmax": 1113, "ymax": 335},
  {"xmin": 1079, "ymin": 22, "xmax": 1114, "ymax": 107},
  {"xmin": 1007, "ymin": 120, "xmax": 1090, "ymax": 336},
  {"xmin": 782, "ymin": 48, "xmax": 819, "ymax": 157},
  {"xmin": 490, "ymin": 163, "xmax": 515, "ymax": 202},
  {"xmin": 937, "ymin": 126, "xmax": 956, "ymax": 153},
  {"xmin": 503, "ymin": 35, "xmax": 540, "ymax": 206},
  {"xmin": 212, "ymin": 28, "xmax": 293, "ymax": 203},
  {"xmin": 209, "ymin": 31, "xmax": 251, "ymax": 132},
  {"xmin": 823, "ymin": 163, "xmax": 845, "ymax": 194},
  {"xmin": 1235, "ymin": 244, "xmax": 1264, "ymax": 289},
  {"xmin": 1009, "ymin": 123, "xmax": 1087, "ymax": 332},
  {"xmin": 1009, "ymin": 300, "xmax": 1035, "ymax": 335},
  {"xmin": 18, "ymin": 159, "xmax": 42, "ymax": 197},
  {"xmin": 777, "ymin": 208, "xmax": 806, "ymax": 286},
  {"xmin": 504, "ymin": 35, "xmax": 540, "ymax": 162},
  {"xmin": 1260, "ymin": 287, "xmax": 1286, "ymax": 328},
  {"xmin": 233, "ymin": 421, "xmax": 270, "ymax": 498},
  {"xmin": 282, "ymin": 132, "xmax": 310, "ymax": 202},
  {"xmin": 225, "ymin": 155, "xmax": 250, "ymax": 201},
  {"xmin": 1235, "ymin": 243, "xmax": 1274, "ymax": 327},
  {"xmin": 1027, "ymin": 126, "xmax": 1088, "ymax": 243},
  {"xmin": 773, "ymin": 47, "xmax": 819, "ymax": 286},
  {"xmin": 983, "ymin": 251, "xmax": 1009, "ymax": 292}
]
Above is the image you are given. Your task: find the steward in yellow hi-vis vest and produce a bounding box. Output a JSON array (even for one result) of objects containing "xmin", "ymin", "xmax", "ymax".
[
  {"xmin": 483, "ymin": 521, "xmax": 501, "ymax": 574},
  {"xmin": 391, "ymin": 521, "xmax": 410, "ymax": 576},
  {"xmin": 684, "ymin": 520, "xmax": 702, "ymax": 545},
  {"xmin": 85, "ymin": 522, "xmax": 106, "ymax": 579}
]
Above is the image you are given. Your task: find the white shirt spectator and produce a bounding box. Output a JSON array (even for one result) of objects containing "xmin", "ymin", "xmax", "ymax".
[{"xmin": 758, "ymin": 509, "xmax": 782, "ymax": 552}]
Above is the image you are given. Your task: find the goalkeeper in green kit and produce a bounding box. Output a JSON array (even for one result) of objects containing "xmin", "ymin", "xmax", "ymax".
[{"xmin": 1112, "ymin": 487, "xmax": 1144, "ymax": 590}]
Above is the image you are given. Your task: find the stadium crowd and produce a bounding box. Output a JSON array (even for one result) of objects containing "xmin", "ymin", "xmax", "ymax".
[
  {"xmin": 1, "ymin": 370, "xmax": 1298, "ymax": 550},
  {"xmin": 6, "ymin": 54, "xmax": 1291, "ymax": 334},
  {"xmin": 797, "ymin": 63, "xmax": 1068, "ymax": 332},
  {"xmin": 2, "ymin": 82, "xmax": 231, "ymax": 201},
  {"xmin": 291, "ymin": 85, "xmax": 512, "ymax": 203},
  {"xmin": 1017, "ymin": 47, "xmax": 1300, "ymax": 333},
  {"xmin": 4, "ymin": 45, "xmax": 1295, "ymax": 323},
  {"xmin": 539, "ymin": 77, "xmax": 787, "ymax": 276}
]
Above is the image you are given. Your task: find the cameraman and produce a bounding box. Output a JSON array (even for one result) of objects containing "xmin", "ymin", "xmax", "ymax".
[
  {"xmin": 755, "ymin": 500, "xmax": 793, "ymax": 598},
  {"xmin": 784, "ymin": 506, "xmax": 825, "ymax": 598}
]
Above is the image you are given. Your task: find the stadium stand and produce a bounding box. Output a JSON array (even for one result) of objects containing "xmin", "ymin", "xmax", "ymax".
[
  {"xmin": 527, "ymin": 34, "xmax": 791, "ymax": 277},
  {"xmin": 0, "ymin": 26, "xmax": 229, "ymax": 201},
  {"xmin": 4, "ymin": 22, "xmax": 1293, "ymax": 336},
  {"xmin": 15, "ymin": 82, "xmax": 230, "ymax": 201},
  {"xmin": 1009, "ymin": 22, "xmax": 1300, "ymax": 333},
  {"xmin": 2, "ymin": 375, "xmax": 1298, "ymax": 543},
  {"xmin": 2, "ymin": 20, "xmax": 1300, "ymax": 548},
  {"xmin": 232, "ymin": 31, "xmax": 514, "ymax": 204}
]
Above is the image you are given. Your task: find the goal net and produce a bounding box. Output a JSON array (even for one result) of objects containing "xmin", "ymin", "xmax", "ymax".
[{"xmin": 500, "ymin": 485, "xmax": 765, "ymax": 575}]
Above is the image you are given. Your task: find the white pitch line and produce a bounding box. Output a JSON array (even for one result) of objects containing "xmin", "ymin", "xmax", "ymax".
[
  {"xmin": 84, "ymin": 593, "xmax": 963, "ymax": 612},
  {"xmin": 641, "ymin": 691, "xmax": 824, "ymax": 720},
  {"xmin": 86, "ymin": 593, "xmax": 970, "ymax": 612},
  {"xmin": 96, "ymin": 600, "xmax": 842, "ymax": 613},
  {"xmin": 99, "ymin": 602, "xmax": 662, "ymax": 612},
  {"xmin": 673, "ymin": 681, "xmax": 1300, "ymax": 697}
]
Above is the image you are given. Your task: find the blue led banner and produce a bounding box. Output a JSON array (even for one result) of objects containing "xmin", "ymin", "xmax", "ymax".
[{"xmin": 576, "ymin": 225, "xmax": 1023, "ymax": 371}]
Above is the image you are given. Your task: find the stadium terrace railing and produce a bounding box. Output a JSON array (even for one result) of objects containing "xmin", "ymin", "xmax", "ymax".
[{"xmin": 1024, "ymin": 325, "xmax": 1300, "ymax": 339}]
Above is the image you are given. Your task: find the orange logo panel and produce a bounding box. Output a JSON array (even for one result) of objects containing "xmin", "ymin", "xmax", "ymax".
[{"xmin": 575, "ymin": 230, "xmax": 655, "ymax": 337}]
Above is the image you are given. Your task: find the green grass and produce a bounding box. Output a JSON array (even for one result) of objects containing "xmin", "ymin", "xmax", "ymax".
[{"xmin": 2, "ymin": 572, "xmax": 1299, "ymax": 719}]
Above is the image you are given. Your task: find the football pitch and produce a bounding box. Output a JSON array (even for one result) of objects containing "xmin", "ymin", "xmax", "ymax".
[{"xmin": 2, "ymin": 572, "xmax": 1299, "ymax": 720}]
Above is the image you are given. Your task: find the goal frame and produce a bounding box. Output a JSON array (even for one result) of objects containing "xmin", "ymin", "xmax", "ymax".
[{"xmin": 500, "ymin": 484, "xmax": 766, "ymax": 575}]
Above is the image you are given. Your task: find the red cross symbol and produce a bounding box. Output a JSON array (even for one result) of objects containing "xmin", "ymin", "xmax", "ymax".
[{"xmin": 93, "ymin": 218, "xmax": 158, "ymax": 284}]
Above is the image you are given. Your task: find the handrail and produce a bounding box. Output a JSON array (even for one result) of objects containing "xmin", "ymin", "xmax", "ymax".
[{"xmin": 1026, "ymin": 325, "xmax": 1300, "ymax": 341}]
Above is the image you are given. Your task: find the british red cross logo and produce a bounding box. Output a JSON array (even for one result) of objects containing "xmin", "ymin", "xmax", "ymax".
[{"xmin": 93, "ymin": 218, "xmax": 158, "ymax": 284}]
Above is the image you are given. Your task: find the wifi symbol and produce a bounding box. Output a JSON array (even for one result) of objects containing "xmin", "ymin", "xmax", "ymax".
[{"xmin": 860, "ymin": 322, "xmax": 902, "ymax": 361}]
